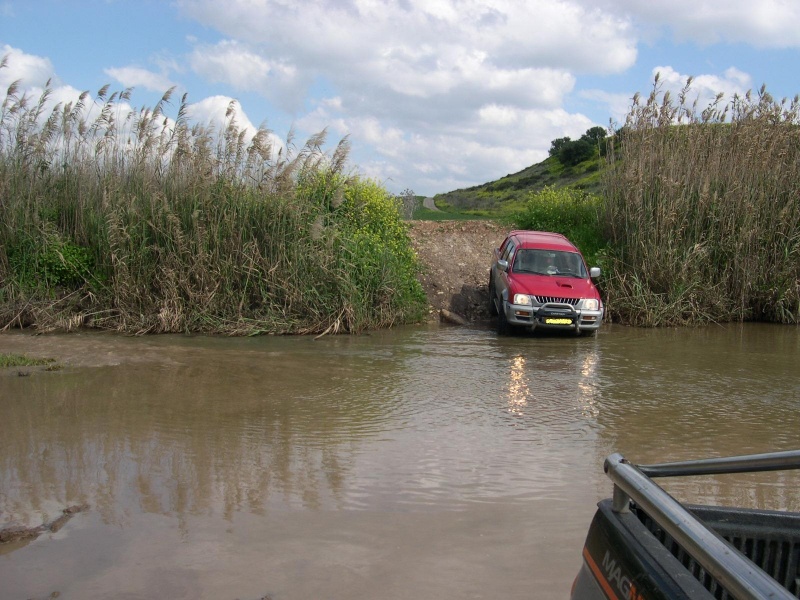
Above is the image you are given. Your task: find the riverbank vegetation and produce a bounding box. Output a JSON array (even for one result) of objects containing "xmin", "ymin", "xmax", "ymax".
[
  {"xmin": 602, "ymin": 78, "xmax": 800, "ymax": 326},
  {"xmin": 0, "ymin": 77, "xmax": 426, "ymax": 334},
  {"xmin": 487, "ymin": 79, "xmax": 800, "ymax": 326}
]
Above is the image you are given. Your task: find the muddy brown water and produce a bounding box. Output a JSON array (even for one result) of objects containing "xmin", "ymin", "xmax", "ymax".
[{"xmin": 1, "ymin": 323, "xmax": 799, "ymax": 599}]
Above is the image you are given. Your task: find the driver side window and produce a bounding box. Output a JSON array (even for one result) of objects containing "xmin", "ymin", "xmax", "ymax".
[{"xmin": 502, "ymin": 241, "xmax": 515, "ymax": 263}]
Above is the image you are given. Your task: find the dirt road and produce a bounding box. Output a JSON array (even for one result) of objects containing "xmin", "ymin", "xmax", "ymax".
[{"xmin": 406, "ymin": 220, "xmax": 506, "ymax": 323}]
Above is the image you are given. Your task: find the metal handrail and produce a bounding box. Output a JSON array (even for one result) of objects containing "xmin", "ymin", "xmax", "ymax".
[
  {"xmin": 605, "ymin": 452, "xmax": 800, "ymax": 600},
  {"xmin": 637, "ymin": 449, "xmax": 800, "ymax": 478}
]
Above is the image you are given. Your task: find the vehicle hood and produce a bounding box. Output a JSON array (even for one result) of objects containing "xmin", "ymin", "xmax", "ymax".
[{"xmin": 509, "ymin": 274, "xmax": 599, "ymax": 299}]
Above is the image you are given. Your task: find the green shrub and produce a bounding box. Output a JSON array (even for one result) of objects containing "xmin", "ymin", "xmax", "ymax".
[
  {"xmin": 513, "ymin": 186, "xmax": 606, "ymax": 268},
  {"xmin": 7, "ymin": 229, "xmax": 95, "ymax": 291}
]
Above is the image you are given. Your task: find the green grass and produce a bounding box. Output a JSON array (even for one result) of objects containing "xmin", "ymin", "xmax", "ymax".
[
  {"xmin": 0, "ymin": 353, "xmax": 55, "ymax": 368},
  {"xmin": 431, "ymin": 155, "xmax": 605, "ymax": 216}
]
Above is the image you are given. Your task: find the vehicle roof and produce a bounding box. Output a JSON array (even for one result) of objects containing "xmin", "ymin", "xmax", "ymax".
[{"xmin": 506, "ymin": 230, "xmax": 579, "ymax": 252}]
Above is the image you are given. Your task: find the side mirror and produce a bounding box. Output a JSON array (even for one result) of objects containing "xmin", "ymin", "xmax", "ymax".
[
  {"xmin": 590, "ymin": 267, "xmax": 601, "ymax": 279},
  {"xmin": 498, "ymin": 259, "xmax": 509, "ymax": 272}
]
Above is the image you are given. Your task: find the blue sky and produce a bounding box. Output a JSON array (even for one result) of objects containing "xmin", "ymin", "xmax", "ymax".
[{"xmin": 2, "ymin": 0, "xmax": 799, "ymax": 195}]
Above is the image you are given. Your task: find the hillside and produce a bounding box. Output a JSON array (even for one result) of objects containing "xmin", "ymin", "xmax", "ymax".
[{"xmin": 432, "ymin": 150, "xmax": 605, "ymax": 216}]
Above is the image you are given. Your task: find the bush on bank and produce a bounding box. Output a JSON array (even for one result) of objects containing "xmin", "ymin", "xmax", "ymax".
[
  {"xmin": 602, "ymin": 78, "xmax": 800, "ymax": 326},
  {"xmin": 0, "ymin": 80, "xmax": 426, "ymax": 334},
  {"xmin": 513, "ymin": 186, "xmax": 606, "ymax": 270}
]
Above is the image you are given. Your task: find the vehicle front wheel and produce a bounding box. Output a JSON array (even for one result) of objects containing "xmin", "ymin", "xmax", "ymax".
[
  {"xmin": 496, "ymin": 303, "xmax": 510, "ymax": 335},
  {"xmin": 488, "ymin": 276, "xmax": 498, "ymax": 316}
]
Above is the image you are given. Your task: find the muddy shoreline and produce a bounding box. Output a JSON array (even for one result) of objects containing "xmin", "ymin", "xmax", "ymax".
[{"xmin": 406, "ymin": 220, "xmax": 504, "ymax": 324}]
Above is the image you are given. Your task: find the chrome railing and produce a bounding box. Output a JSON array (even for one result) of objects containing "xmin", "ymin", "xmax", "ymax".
[{"xmin": 604, "ymin": 450, "xmax": 800, "ymax": 600}]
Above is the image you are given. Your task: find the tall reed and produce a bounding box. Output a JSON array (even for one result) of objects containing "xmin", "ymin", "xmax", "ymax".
[
  {"xmin": 0, "ymin": 74, "xmax": 426, "ymax": 334},
  {"xmin": 602, "ymin": 76, "xmax": 800, "ymax": 326}
]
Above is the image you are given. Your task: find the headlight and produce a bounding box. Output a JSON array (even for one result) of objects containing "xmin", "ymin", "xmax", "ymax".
[
  {"xmin": 582, "ymin": 298, "xmax": 599, "ymax": 311},
  {"xmin": 513, "ymin": 294, "xmax": 532, "ymax": 305}
]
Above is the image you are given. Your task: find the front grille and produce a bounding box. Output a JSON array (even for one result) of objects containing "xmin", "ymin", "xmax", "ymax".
[{"xmin": 533, "ymin": 296, "xmax": 579, "ymax": 306}]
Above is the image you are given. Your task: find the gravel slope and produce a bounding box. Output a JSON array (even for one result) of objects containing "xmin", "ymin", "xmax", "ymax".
[{"xmin": 406, "ymin": 220, "xmax": 506, "ymax": 323}]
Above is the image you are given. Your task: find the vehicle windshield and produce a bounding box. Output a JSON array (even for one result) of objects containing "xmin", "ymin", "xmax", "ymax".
[{"xmin": 512, "ymin": 249, "xmax": 587, "ymax": 278}]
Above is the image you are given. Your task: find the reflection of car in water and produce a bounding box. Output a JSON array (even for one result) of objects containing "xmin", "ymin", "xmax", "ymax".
[
  {"xmin": 570, "ymin": 450, "xmax": 800, "ymax": 600},
  {"xmin": 488, "ymin": 230, "xmax": 603, "ymax": 336}
]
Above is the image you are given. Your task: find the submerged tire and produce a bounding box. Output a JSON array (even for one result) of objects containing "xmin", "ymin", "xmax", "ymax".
[
  {"xmin": 488, "ymin": 275, "xmax": 498, "ymax": 316},
  {"xmin": 496, "ymin": 302, "xmax": 510, "ymax": 335}
]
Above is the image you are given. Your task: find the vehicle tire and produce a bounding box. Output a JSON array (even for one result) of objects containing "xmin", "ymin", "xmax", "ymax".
[
  {"xmin": 580, "ymin": 329, "xmax": 597, "ymax": 337},
  {"xmin": 497, "ymin": 302, "xmax": 510, "ymax": 335},
  {"xmin": 488, "ymin": 274, "xmax": 498, "ymax": 316}
]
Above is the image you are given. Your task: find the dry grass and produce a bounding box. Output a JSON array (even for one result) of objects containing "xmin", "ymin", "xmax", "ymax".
[
  {"xmin": 0, "ymin": 67, "xmax": 425, "ymax": 334},
  {"xmin": 602, "ymin": 75, "xmax": 800, "ymax": 325}
]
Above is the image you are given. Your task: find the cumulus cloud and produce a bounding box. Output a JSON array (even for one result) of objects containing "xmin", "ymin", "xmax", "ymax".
[
  {"xmin": 178, "ymin": 0, "xmax": 638, "ymax": 113},
  {"xmin": 174, "ymin": 0, "xmax": 638, "ymax": 192},
  {"xmin": 186, "ymin": 95, "xmax": 285, "ymax": 154},
  {"xmin": 0, "ymin": 46, "xmax": 90, "ymax": 125},
  {"xmin": 1, "ymin": 44, "xmax": 58, "ymax": 90},
  {"xmin": 186, "ymin": 95, "xmax": 259, "ymax": 134},
  {"xmin": 104, "ymin": 66, "xmax": 175, "ymax": 93},
  {"xmin": 581, "ymin": 66, "xmax": 755, "ymax": 130},
  {"xmin": 298, "ymin": 98, "xmax": 595, "ymax": 193},
  {"xmin": 651, "ymin": 65, "xmax": 753, "ymax": 110},
  {"xmin": 188, "ymin": 40, "xmax": 307, "ymax": 110},
  {"xmin": 8, "ymin": 2, "xmax": 784, "ymax": 195},
  {"xmin": 585, "ymin": 0, "xmax": 800, "ymax": 47}
]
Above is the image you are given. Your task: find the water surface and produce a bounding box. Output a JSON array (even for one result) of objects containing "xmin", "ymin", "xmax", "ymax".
[{"xmin": 1, "ymin": 323, "xmax": 798, "ymax": 599}]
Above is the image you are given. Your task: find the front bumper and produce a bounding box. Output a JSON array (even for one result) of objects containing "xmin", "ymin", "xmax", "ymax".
[{"xmin": 503, "ymin": 301, "xmax": 603, "ymax": 333}]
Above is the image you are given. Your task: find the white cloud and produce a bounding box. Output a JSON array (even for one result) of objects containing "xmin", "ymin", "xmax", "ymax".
[
  {"xmin": 185, "ymin": 95, "xmax": 284, "ymax": 154},
  {"xmin": 5, "ymin": 2, "xmax": 793, "ymax": 196},
  {"xmin": 189, "ymin": 40, "xmax": 306, "ymax": 109},
  {"xmin": 299, "ymin": 98, "xmax": 595, "ymax": 193},
  {"xmin": 174, "ymin": 0, "xmax": 639, "ymax": 192},
  {"xmin": 582, "ymin": 66, "xmax": 755, "ymax": 130},
  {"xmin": 0, "ymin": 46, "xmax": 90, "ymax": 128},
  {"xmin": 186, "ymin": 95, "xmax": 258, "ymax": 134},
  {"xmin": 0, "ymin": 48, "xmax": 281, "ymax": 163},
  {"xmin": 585, "ymin": 0, "xmax": 800, "ymax": 47},
  {"xmin": 178, "ymin": 0, "xmax": 636, "ymax": 112},
  {"xmin": 652, "ymin": 65, "xmax": 752, "ymax": 111},
  {"xmin": 0, "ymin": 44, "xmax": 58, "ymax": 90},
  {"xmin": 104, "ymin": 66, "xmax": 175, "ymax": 93}
]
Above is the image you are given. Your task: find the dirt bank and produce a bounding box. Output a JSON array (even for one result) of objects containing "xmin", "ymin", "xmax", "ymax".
[{"xmin": 406, "ymin": 220, "xmax": 506, "ymax": 324}]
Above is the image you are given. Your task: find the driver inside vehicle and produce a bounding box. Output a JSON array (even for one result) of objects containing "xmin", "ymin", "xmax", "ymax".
[{"xmin": 542, "ymin": 252, "xmax": 558, "ymax": 275}]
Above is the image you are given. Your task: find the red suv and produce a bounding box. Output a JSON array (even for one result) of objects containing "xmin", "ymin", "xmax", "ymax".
[{"xmin": 489, "ymin": 231, "xmax": 603, "ymax": 335}]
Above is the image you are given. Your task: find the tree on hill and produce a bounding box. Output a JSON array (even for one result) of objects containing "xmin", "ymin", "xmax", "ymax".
[
  {"xmin": 548, "ymin": 136, "xmax": 572, "ymax": 157},
  {"xmin": 580, "ymin": 126, "xmax": 607, "ymax": 146},
  {"xmin": 548, "ymin": 126, "xmax": 608, "ymax": 166},
  {"xmin": 558, "ymin": 139, "xmax": 594, "ymax": 166}
]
